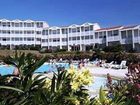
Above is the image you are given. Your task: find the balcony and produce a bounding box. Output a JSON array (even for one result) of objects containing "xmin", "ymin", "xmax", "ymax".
[
  {"xmin": 107, "ymin": 36, "xmax": 120, "ymax": 42},
  {"xmin": 121, "ymin": 38, "xmax": 132, "ymax": 44},
  {"xmin": 94, "ymin": 38, "xmax": 106, "ymax": 44}
]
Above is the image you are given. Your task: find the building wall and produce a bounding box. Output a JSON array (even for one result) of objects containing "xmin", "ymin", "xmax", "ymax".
[
  {"xmin": 0, "ymin": 19, "xmax": 139, "ymax": 52},
  {"xmin": 41, "ymin": 23, "xmax": 99, "ymax": 51},
  {"xmin": 0, "ymin": 19, "xmax": 48, "ymax": 49}
]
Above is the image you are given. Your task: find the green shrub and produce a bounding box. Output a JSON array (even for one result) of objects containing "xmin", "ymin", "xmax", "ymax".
[{"xmin": 103, "ymin": 44, "xmax": 124, "ymax": 52}]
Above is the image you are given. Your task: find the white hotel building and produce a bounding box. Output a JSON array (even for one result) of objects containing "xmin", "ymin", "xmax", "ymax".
[{"xmin": 0, "ymin": 19, "xmax": 140, "ymax": 52}]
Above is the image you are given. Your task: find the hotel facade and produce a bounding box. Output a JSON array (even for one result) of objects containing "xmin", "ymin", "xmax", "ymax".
[{"xmin": 0, "ymin": 19, "xmax": 140, "ymax": 52}]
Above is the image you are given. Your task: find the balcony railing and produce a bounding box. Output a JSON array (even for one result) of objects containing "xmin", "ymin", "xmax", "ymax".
[{"xmin": 107, "ymin": 36, "xmax": 120, "ymax": 42}]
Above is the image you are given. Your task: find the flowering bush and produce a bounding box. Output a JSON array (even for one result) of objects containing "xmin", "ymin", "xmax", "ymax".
[
  {"xmin": 104, "ymin": 63, "xmax": 140, "ymax": 105},
  {"xmin": 67, "ymin": 67, "xmax": 93, "ymax": 90},
  {"xmin": 42, "ymin": 66, "xmax": 93, "ymax": 105}
]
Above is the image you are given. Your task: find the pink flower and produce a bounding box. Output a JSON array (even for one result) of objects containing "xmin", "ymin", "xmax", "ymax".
[
  {"xmin": 136, "ymin": 95, "xmax": 140, "ymax": 104},
  {"xmin": 135, "ymin": 83, "xmax": 140, "ymax": 89}
]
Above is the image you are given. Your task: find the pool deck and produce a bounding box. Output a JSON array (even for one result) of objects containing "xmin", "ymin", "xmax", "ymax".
[{"xmin": 87, "ymin": 66, "xmax": 128, "ymax": 79}]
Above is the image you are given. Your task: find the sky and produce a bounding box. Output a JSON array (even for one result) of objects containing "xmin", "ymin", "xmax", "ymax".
[{"xmin": 0, "ymin": 0, "xmax": 140, "ymax": 27}]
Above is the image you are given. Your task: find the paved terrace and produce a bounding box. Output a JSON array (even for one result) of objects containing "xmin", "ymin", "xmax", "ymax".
[{"xmin": 87, "ymin": 66, "xmax": 128, "ymax": 79}]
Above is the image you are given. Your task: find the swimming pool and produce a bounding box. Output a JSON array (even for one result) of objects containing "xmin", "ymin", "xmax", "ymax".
[
  {"xmin": 0, "ymin": 63, "xmax": 73, "ymax": 75},
  {"xmin": 0, "ymin": 63, "xmax": 111, "ymax": 91},
  {"xmin": 88, "ymin": 76, "xmax": 107, "ymax": 90}
]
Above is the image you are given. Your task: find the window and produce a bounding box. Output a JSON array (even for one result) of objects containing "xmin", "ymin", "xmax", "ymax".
[
  {"xmin": 69, "ymin": 28, "xmax": 72, "ymax": 33},
  {"xmin": 81, "ymin": 36, "xmax": 84, "ymax": 40},
  {"xmin": 20, "ymin": 31, "xmax": 22, "ymax": 34},
  {"xmin": 15, "ymin": 23, "xmax": 20, "ymax": 27},
  {"xmin": 113, "ymin": 30, "xmax": 119, "ymax": 36},
  {"xmin": 90, "ymin": 35, "xmax": 93, "ymax": 39},
  {"xmin": 20, "ymin": 23, "xmax": 23, "ymax": 27},
  {"xmin": 15, "ymin": 31, "xmax": 20, "ymax": 34},
  {"xmin": 77, "ymin": 36, "xmax": 80, "ymax": 40},
  {"xmin": 12, "ymin": 37, "xmax": 23, "ymax": 41},
  {"xmin": 127, "ymin": 30, "xmax": 132, "ymax": 38},
  {"xmin": 72, "ymin": 37, "xmax": 76, "ymax": 40},
  {"xmin": 81, "ymin": 27, "xmax": 84, "ymax": 32},
  {"xmin": 90, "ymin": 25, "xmax": 93, "ymax": 31},
  {"xmin": 32, "ymin": 31, "xmax": 34, "ymax": 34},
  {"xmin": 42, "ymin": 39, "xmax": 48, "ymax": 42},
  {"xmin": 2, "ymin": 30, "xmax": 7, "ymax": 34},
  {"xmin": 49, "ymin": 39, "xmax": 52, "ymax": 42},
  {"xmin": 99, "ymin": 32, "xmax": 105, "ymax": 38},
  {"xmin": 11, "ymin": 38, "xmax": 14, "ymax": 41},
  {"xmin": 15, "ymin": 38, "xmax": 19, "ymax": 41},
  {"xmin": 36, "ymin": 22, "xmax": 43, "ymax": 28},
  {"xmin": 85, "ymin": 36, "xmax": 89, "ymax": 39},
  {"xmin": 53, "ymin": 38, "xmax": 60, "ymax": 42},
  {"xmin": 27, "ymin": 31, "xmax": 31, "ymax": 34},
  {"xmin": 24, "ymin": 23, "xmax": 27, "ymax": 27},
  {"xmin": 134, "ymin": 29, "xmax": 138, "ymax": 37},
  {"xmin": 72, "ymin": 28, "xmax": 76, "ymax": 33},
  {"xmin": 20, "ymin": 38, "xmax": 23, "ymax": 41},
  {"xmin": 27, "ymin": 38, "xmax": 31, "ymax": 41},
  {"xmin": 2, "ymin": 22, "xmax": 6, "ymax": 27},
  {"xmin": 7, "ymin": 22, "xmax": 10, "ymax": 27},
  {"xmin": 2, "ymin": 38, "xmax": 6, "ymax": 41},
  {"xmin": 11, "ymin": 31, "xmax": 14, "ymax": 34},
  {"xmin": 7, "ymin": 38, "xmax": 10, "ymax": 41},
  {"xmin": 27, "ymin": 37, "xmax": 34, "ymax": 41},
  {"xmin": 42, "ymin": 30, "xmax": 48, "ymax": 35},
  {"xmin": 103, "ymin": 31, "xmax": 106, "ymax": 36},
  {"xmin": 36, "ymin": 31, "xmax": 41, "ymax": 34},
  {"xmin": 108, "ymin": 31, "xmax": 112, "ymax": 37},
  {"xmin": 24, "ymin": 38, "xmax": 27, "ymax": 41},
  {"xmin": 85, "ymin": 27, "xmax": 89, "ymax": 31},
  {"xmin": 42, "ymin": 30, "xmax": 45, "ymax": 35},
  {"xmin": 62, "ymin": 38, "xmax": 67, "ymax": 42},
  {"xmin": 57, "ymin": 29, "xmax": 60, "ymax": 34},
  {"xmin": 95, "ymin": 32, "xmax": 98, "ymax": 39},
  {"xmin": 62, "ymin": 29, "xmax": 68, "ymax": 34},
  {"xmin": 121, "ymin": 31, "xmax": 127, "ymax": 39},
  {"xmin": 52, "ymin": 30, "xmax": 57, "ymax": 34},
  {"xmin": 69, "ymin": 37, "xmax": 72, "ymax": 41},
  {"xmin": 49, "ymin": 30, "xmax": 52, "ymax": 34},
  {"xmin": 26, "ymin": 23, "xmax": 31, "ymax": 27},
  {"xmin": 77, "ymin": 27, "xmax": 80, "ymax": 32},
  {"xmin": 31, "ymin": 23, "xmax": 34, "ymax": 27},
  {"xmin": 36, "ymin": 38, "xmax": 41, "ymax": 41},
  {"xmin": 11, "ymin": 22, "xmax": 15, "ymax": 27},
  {"xmin": 2, "ymin": 37, "xmax": 10, "ymax": 41}
]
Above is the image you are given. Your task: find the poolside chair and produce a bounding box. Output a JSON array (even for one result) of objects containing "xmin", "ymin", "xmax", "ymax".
[
  {"xmin": 111, "ymin": 60, "xmax": 127, "ymax": 69},
  {"xmin": 102, "ymin": 61, "xmax": 114, "ymax": 68}
]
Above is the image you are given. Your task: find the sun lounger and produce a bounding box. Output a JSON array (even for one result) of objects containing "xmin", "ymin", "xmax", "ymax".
[
  {"xmin": 111, "ymin": 60, "xmax": 127, "ymax": 69},
  {"xmin": 102, "ymin": 61, "xmax": 114, "ymax": 68}
]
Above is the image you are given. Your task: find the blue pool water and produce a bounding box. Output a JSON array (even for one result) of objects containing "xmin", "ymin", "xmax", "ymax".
[
  {"xmin": 36, "ymin": 63, "xmax": 70, "ymax": 73},
  {"xmin": 0, "ymin": 63, "xmax": 70, "ymax": 75},
  {"xmin": 88, "ymin": 76, "xmax": 107, "ymax": 90},
  {"xmin": 0, "ymin": 65, "xmax": 15, "ymax": 75},
  {"xmin": 0, "ymin": 63, "xmax": 111, "ymax": 90}
]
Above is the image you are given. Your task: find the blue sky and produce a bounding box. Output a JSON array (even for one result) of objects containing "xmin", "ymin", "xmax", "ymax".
[{"xmin": 0, "ymin": 0, "xmax": 140, "ymax": 27}]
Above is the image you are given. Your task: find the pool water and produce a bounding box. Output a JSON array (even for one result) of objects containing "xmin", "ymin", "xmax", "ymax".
[
  {"xmin": 0, "ymin": 65, "xmax": 15, "ymax": 75},
  {"xmin": 36, "ymin": 63, "xmax": 70, "ymax": 73},
  {"xmin": 0, "ymin": 63, "xmax": 110, "ymax": 91},
  {"xmin": 0, "ymin": 63, "xmax": 71, "ymax": 75},
  {"xmin": 88, "ymin": 76, "xmax": 107, "ymax": 90}
]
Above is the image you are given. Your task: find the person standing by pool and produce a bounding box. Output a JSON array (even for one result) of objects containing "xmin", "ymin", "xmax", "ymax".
[
  {"xmin": 107, "ymin": 73, "xmax": 112, "ymax": 84},
  {"xmin": 13, "ymin": 67, "xmax": 19, "ymax": 76},
  {"xmin": 78, "ymin": 61, "xmax": 85, "ymax": 70}
]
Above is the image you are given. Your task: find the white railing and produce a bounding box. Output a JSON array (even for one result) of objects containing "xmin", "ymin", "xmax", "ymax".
[
  {"xmin": 133, "ymin": 37, "xmax": 139, "ymax": 43},
  {"xmin": 107, "ymin": 36, "xmax": 120, "ymax": 42}
]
